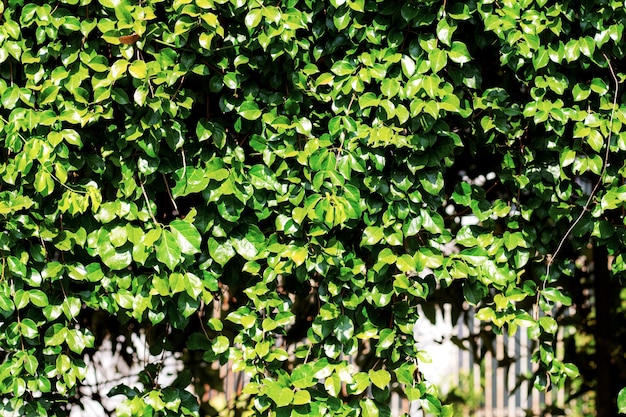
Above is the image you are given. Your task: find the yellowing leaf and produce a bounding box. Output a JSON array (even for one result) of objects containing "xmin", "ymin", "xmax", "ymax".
[
  {"xmin": 291, "ymin": 246, "xmax": 308, "ymax": 266},
  {"xmin": 128, "ymin": 60, "xmax": 147, "ymax": 79},
  {"xmin": 368, "ymin": 369, "xmax": 391, "ymax": 389}
]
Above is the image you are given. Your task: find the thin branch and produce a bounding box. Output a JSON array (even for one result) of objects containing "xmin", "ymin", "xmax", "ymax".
[
  {"xmin": 181, "ymin": 147, "xmax": 187, "ymax": 179},
  {"xmin": 138, "ymin": 176, "xmax": 159, "ymax": 225},
  {"xmin": 534, "ymin": 54, "xmax": 618, "ymax": 320},
  {"xmin": 161, "ymin": 173, "xmax": 179, "ymax": 216},
  {"xmin": 171, "ymin": 75, "xmax": 185, "ymax": 102}
]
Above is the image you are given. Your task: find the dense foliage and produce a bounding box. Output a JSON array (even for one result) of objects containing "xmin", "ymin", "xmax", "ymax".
[{"xmin": 1, "ymin": 0, "xmax": 626, "ymax": 415}]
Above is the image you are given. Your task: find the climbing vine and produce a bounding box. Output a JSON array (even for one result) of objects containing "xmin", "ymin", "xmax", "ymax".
[{"xmin": 1, "ymin": 0, "xmax": 626, "ymax": 416}]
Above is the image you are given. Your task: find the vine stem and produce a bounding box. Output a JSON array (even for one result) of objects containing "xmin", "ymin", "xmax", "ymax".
[
  {"xmin": 139, "ymin": 176, "xmax": 159, "ymax": 226},
  {"xmin": 533, "ymin": 54, "xmax": 618, "ymax": 320},
  {"xmin": 161, "ymin": 173, "xmax": 179, "ymax": 216}
]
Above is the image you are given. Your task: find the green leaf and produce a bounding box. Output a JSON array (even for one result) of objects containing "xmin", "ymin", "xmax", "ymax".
[
  {"xmin": 564, "ymin": 39, "xmax": 580, "ymax": 62},
  {"xmin": 347, "ymin": 372, "xmax": 370, "ymax": 395},
  {"xmin": 292, "ymin": 390, "xmax": 311, "ymax": 405},
  {"xmin": 368, "ymin": 369, "xmax": 391, "ymax": 389},
  {"xmin": 377, "ymin": 328, "xmax": 395, "ymax": 352},
  {"xmin": 134, "ymin": 85, "xmax": 148, "ymax": 105},
  {"xmin": 172, "ymin": 166, "xmax": 221, "ymax": 198},
  {"xmin": 448, "ymin": 3, "xmax": 471, "ymax": 19},
  {"xmin": 245, "ymin": 8, "xmax": 262, "ymax": 29},
  {"xmin": 212, "ymin": 335, "xmax": 229, "ymax": 354},
  {"xmin": 316, "ymin": 73, "xmax": 334, "ymax": 86},
  {"xmin": 436, "ymin": 19, "xmax": 455, "ymax": 46},
  {"xmin": 420, "ymin": 171, "xmax": 444, "ymax": 195},
  {"xmin": 586, "ymin": 130, "xmax": 604, "ymax": 153},
  {"xmin": 421, "ymin": 394, "xmax": 443, "ymax": 414},
  {"xmin": 39, "ymin": 85, "xmax": 59, "ymax": 105},
  {"xmin": 109, "ymin": 59, "xmax": 128, "ymax": 79},
  {"xmin": 358, "ymin": 92, "xmax": 379, "ymax": 108},
  {"xmin": 448, "ymin": 41, "xmax": 471, "ymax": 64},
  {"xmin": 99, "ymin": 244, "xmax": 132, "ymax": 270},
  {"xmin": 267, "ymin": 385, "xmax": 294, "ymax": 407},
  {"xmin": 224, "ymin": 72, "xmax": 239, "ymax": 90},
  {"xmin": 35, "ymin": 169, "xmax": 55, "ymax": 196},
  {"xmin": 291, "ymin": 365, "xmax": 315, "ymax": 389},
  {"xmin": 542, "ymin": 287, "xmax": 572, "ymax": 306},
  {"xmin": 503, "ymin": 231, "xmax": 527, "ymax": 250},
  {"xmin": 360, "ymin": 398, "xmax": 380, "ymax": 417},
  {"xmin": 29, "ymin": 290, "xmax": 48, "ymax": 307},
  {"xmin": 169, "ymin": 273, "xmax": 186, "ymax": 294},
  {"xmin": 618, "ymin": 387, "xmax": 626, "ymax": 413},
  {"xmin": 331, "ymin": 60, "xmax": 355, "ymax": 76},
  {"xmin": 45, "ymin": 325, "xmax": 67, "ymax": 347},
  {"xmin": 590, "ymin": 78, "xmax": 608, "ymax": 95},
  {"xmin": 20, "ymin": 318, "xmax": 39, "ymax": 339},
  {"xmin": 539, "ymin": 316, "xmax": 558, "ymax": 334},
  {"xmin": 533, "ymin": 48, "xmax": 549, "ymax": 70},
  {"xmin": 572, "ymin": 83, "xmax": 590, "ymax": 101},
  {"xmin": 24, "ymin": 354, "xmax": 38, "ymax": 375},
  {"xmin": 239, "ymin": 101, "xmax": 262, "ymax": 120},
  {"xmin": 187, "ymin": 333, "xmax": 209, "ymax": 350},
  {"xmin": 1, "ymin": 86, "xmax": 20, "ymax": 109},
  {"xmin": 66, "ymin": 329, "xmax": 88, "ymax": 353},
  {"xmin": 429, "ymin": 49, "xmax": 447, "ymax": 73},
  {"xmin": 14, "ymin": 290, "xmax": 29, "ymax": 310},
  {"xmin": 560, "ymin": 148, "xmax": 576, "ymax": 167},
  {"xmin": 361, "ymin": 226, "xmax": 384, "ymax": 246},
  {"xmin": 463, "ymin": 281, "xmax": 486, "ymax": 305},
  {"xmin": 156, "ymin": 229, "xmax": 182, "ymax": 270},
  {"xmin": 4, "ymin": 20, "xmax": 20, "ymax": 39},
  {"xmin": 381, "ymin": 79, "xmax": 400, "ymax": 98},
  {"xmin": 335, "ymin": 315, "xmax": 354, "ymax": 343},
  {"xmin": 208, "ymin": 238, "xmax": 236, "ymax": 266},
  {"xmin": 232, "ymin": 237, "xmax": 258, "ymax": 260},
  {"xmin": 169, "ymin": 220, "xmax": 202, "ymax": 255},
  {"xmin": 378, "ymin": 248, "xmax": 397, "ymax": 264},
  {"xmin": 579, "ymin": 36, "xmax": 595, "ymax": 57},
  {"xmin": 401, "ymin": 55, "xmax": 416, "ymax": 78},
  {"xmin": 347, "ymin": 0, "xmax": 364, "ymax": 12}
]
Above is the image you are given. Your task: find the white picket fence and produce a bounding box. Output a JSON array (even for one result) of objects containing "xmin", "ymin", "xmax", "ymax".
[{"xmin": 398, "ymin": 304, "xmax": 580, "ymax": 417}]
